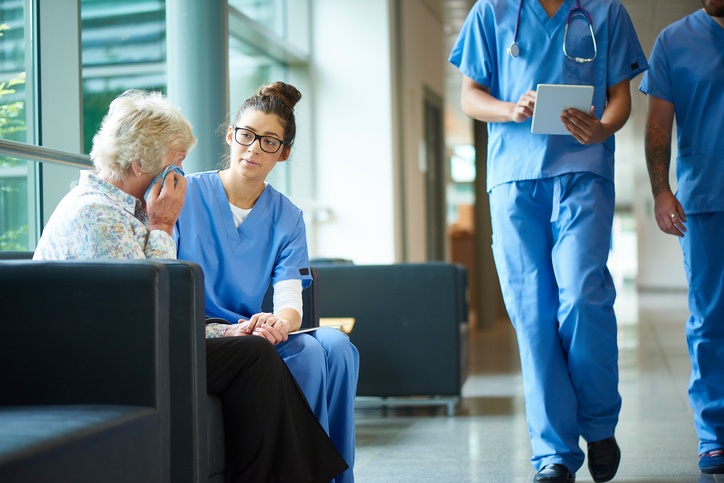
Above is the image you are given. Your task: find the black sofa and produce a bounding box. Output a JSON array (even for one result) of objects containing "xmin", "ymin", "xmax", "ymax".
[
  {"xmin": 0, "ymin": 259, "xmax": 171, "ymax": 483},
  {"xmin": 0, "ymin": 254, "xmax": 319, "ymax": 483},
  {"xmin": 312, "ymin": 262, "xmax": 469, "ymax": 415}
]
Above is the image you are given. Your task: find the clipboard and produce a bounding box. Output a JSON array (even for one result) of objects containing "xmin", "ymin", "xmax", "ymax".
[
  {"xmin": 289, "ymin": 318, "xmax": 355, "ymax": 335},
  {"xmin": 530, "ymin": 84, "xmax": 594, "ymax": 135}
]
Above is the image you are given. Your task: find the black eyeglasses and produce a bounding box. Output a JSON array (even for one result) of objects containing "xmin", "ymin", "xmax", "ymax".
[{"xmin": 233, "ymin": 127, "xmax": 286, "ymax": 154}]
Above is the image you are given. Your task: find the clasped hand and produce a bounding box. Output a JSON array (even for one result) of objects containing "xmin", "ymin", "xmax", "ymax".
[{"xmin": 224, "ymin": 312, "xmax": 290, "ymax": 344}]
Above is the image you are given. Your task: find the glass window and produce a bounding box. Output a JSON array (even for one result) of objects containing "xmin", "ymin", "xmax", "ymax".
[
  {"xmin": 0, "ymin": 0, "xmax": 30, "ymax": 250},
  {"xmin": 0, "ymin": 160, "xmax": 28, "ymax": 250},
  {"xmin": 229, "ymin": 0, "xmax": 285, "ymax": 38},
  {"xmin": 81, "ymin": 0, "xmax": 166, "ymax": 154}
]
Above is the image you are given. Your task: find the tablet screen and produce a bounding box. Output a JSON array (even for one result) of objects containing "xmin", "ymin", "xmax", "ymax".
[{"xmin": 531, "ymin": 84, "xmax": 594, "ymax": 135}]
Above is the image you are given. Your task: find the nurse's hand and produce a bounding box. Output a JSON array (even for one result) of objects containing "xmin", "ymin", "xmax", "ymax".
[
  {"xmin": 511, "ymin": 90, "xmax": 536, "ymax": 123},
  {"xmin": 246, "ymin": 312, "xmax": 290, "ymax": 345},
  {"xmin": 654, "ymin": 191, "xmax": 687, "ymax": 237},
  {"xmin": 561, "ymin": 106, "xmax": 609, "ymax": 145}
]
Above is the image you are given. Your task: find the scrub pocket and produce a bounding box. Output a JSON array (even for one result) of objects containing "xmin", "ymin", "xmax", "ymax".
[{"xmin": 676, "ymin": 148, "xmax": 709, "ymax": 212}]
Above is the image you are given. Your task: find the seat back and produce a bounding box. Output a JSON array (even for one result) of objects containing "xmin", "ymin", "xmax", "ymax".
[
  {"xmin": 313, "ymin": 262, "xmax": 468, "ymax": 397},
  {"xmin": 0, "ymin": 251, "xmax": 33, "ymax": 259},
  {"xmin": 156, "ymin": 261, "xmax": 210, "ymax": 483}
]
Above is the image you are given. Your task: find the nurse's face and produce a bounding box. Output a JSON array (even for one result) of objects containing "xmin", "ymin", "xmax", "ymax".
[
  {"xmin": 226, "ymin": 110, "xmax": 290, "ymax": 182},
  {"xmin": 702, "ymin": 0, "xmax": 724, "ymax": 17}
]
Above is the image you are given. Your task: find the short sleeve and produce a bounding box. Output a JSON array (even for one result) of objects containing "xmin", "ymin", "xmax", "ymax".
[
  {"xmin": 638, "ymin": 32, "xmax": 672, "ymax": 102},
  {"xmin": 449, "ymin": 1, "xmax": 495, "ymax": 87},
  {"xmin": 607, "ymin": 2, "xmax": 649, "ymax": 87}
]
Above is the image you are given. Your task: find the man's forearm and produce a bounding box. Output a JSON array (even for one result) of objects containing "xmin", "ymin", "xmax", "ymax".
[{"xmin": 645, "ymin": 122, "xmax": 673, "ymax": 198}]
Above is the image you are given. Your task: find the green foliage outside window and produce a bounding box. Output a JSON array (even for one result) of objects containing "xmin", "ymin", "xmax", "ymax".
[
  {"xmin": 0, "ymin": 22, "xmax": 29, "ymax": 251},
  {"xmin": 0, "ymin": 22, "xmax": 27, "ymax": 167}
]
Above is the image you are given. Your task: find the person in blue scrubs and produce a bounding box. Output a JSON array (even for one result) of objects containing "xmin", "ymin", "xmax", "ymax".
[
  {"xmin": 174, "ymin": 81, "xmax": 359, "ymax": 483},
  {"xmin": 639, "ymin": 1, "xmax": 724, "ymax": 475},
  {"xmin": 450, "ymin": 1, "xmax": 647, "ymax": 482}
]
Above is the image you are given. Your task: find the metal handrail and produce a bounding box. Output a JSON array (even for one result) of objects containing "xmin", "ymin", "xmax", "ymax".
[{"xmin": 0, "ymin": 138, "xmax": 92, "ymax": 169}]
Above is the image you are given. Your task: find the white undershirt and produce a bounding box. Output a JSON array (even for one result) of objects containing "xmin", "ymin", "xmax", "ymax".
[
  {"xmin": 228, "ymin": 203, "xmax": 252, "ymax": 228},
  {"xmin": 228, "ymin": 202, "xmax": 303, "ymax": 319},
  {"xmin": 273, "ymin": 278, "xmax": 303, "ymax": 320}
]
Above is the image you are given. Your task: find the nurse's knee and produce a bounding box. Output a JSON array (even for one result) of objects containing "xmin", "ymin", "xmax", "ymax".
[
  {"xmin": 572, "ymin": 276, "xmax": 615, "ymax": 310},
  {"xmin": 292, "ymin": 334, "xmax": 327, "ymax": 362},
  {"xmin": 316, "ymin": 331, "xmax": 360, "ymax": 373},
  {"xmin": 319, "ymin": 330, "xmax": 358, "ymax": 356}
]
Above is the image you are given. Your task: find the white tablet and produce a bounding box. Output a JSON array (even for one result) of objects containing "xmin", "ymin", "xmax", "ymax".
[{"xmin": 530, "ymin": 84, "xmax": 594, "ymax": 135}]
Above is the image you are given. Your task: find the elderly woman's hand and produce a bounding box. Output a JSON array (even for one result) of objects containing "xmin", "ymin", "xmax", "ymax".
[
  {"xmin": 242, "ymin": 313, "xmax": 290, "ymax": 345},
  {"xmin": 147, "ymin": 170, "xmax": 187, "ymax": 235},
  {"xmin": 222, "ymin": 316, "xmax": 290, "ymax": 345}
]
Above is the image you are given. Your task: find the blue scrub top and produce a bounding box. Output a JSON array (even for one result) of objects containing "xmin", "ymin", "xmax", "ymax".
[
  {"xmin": 449, "ymin": 0, "xmax": 648, "ymax": 191},
  {"xmin": 639, "ymin": 9, "xmax": 724, "ymax": 214},
  {"xmin": 174, "ymin": 171, "xmax": 313, "ymax": 322}
]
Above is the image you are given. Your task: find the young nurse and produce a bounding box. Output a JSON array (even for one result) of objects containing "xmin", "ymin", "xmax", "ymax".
[{"xmin": 174, "ymin": 82, "xmax": 359, "ymax": 483}]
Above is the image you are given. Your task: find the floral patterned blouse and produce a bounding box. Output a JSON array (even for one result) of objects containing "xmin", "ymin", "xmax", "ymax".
[{"xmin": 34, "ymin": 170, "xmax": 176, "ymax": 261}]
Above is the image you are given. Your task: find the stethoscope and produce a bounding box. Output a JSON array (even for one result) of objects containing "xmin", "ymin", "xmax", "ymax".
[{"xmin": 507, "ymin": 0, "xmax": 598, "ymax": 63}]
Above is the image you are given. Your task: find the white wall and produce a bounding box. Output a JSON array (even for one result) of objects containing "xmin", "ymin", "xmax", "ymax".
[
  {"xmin": 399, "ymin": 0, "xmax": 446, "ymax": 262},
  {"xmin": 309, "ymin": 0, "xmax": 444, "ymax": 265},
  {"xmin": 309, "ymin": 0, "xmax": 396, "ymax": 264}
]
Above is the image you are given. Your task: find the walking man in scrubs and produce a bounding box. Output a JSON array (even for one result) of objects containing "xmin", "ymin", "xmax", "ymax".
[
  {"xmin": 639, "ymin": 0, "xmax": 724, "ymax": 475},
  {"xmin": 449, "ymin": 1, "xmax": 647, "ymax": 482}
]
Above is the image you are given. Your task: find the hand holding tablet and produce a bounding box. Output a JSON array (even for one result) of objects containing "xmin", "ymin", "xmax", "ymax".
[{"xmin": 530, "ymin": 84, "xmax": 594, "ymax": 135}]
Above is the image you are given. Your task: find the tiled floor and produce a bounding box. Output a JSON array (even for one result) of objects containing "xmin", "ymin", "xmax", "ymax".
[{"xmin": 352, "ymin": 283, "xmax": 723, "ymax": 482}]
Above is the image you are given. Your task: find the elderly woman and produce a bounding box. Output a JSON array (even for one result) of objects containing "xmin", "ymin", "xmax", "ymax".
[{"xmin": 34, "ymin": 89, "xmax": 347, "ymax": 483}]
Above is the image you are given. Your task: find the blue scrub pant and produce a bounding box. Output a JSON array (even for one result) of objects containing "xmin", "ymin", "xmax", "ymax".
[
  {"xmin": 277, "ymin": 328, "xmax": 360, "ymax": 483},
  {"xmin": 489, "ymin": 173, "xmax": 621, "ymax": 473},
  {"xmin": 680, "ymin": 212, "xmax": 724, "ymax": 455}
]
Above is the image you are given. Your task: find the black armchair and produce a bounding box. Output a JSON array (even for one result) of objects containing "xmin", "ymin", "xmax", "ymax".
[
  {"xmin": 312, "ymin": 262, "xmax": 469, "ymax": 415},
  {"xmin": 0, "ymin": 259, "xmax": 171, "ymax": 483},
  {"xmin": 0, "ymin": 254, "xmax": 321, "ymax": 482}
]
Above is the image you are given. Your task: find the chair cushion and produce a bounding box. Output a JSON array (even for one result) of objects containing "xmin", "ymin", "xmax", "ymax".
[{"xmin": 0, "ymin": 404, "xmax": 160, "ymax": 483}]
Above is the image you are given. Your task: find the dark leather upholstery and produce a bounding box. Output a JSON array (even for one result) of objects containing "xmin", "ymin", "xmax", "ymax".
[
  {"xmin": 157, "ymin": 261, "xmax": 210, "ymax": 482},
  {"xmin": 312, "ymin": 262, "xmax": 469, "ymax": 399},
  {"xmin": 0, "ymin": 259, "xmax": 171, "ymax": 483},
  {"xmin": 0, "ymin": 254, "xmax": 321, "ymax": 482}
]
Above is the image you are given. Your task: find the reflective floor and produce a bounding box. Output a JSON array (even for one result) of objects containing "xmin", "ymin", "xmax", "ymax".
[{"xmin": 352, "ymin": 283, "xmax": 723, "ymax": 482}]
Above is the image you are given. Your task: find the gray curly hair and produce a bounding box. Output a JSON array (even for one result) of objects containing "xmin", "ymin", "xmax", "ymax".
[{"xmin": 90, "ymin": 89, "xmax": 197, "ymax": 180}]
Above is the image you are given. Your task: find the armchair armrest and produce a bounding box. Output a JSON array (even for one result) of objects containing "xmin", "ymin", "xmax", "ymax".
[{"xmin": 155, "ymin": 260, "xmax": 208, "ymax": 483}]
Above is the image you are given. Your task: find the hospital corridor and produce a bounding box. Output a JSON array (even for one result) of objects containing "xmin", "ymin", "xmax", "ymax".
[{"xmin": 352, "ymin": 279, "xmax": 717, "ymax": 482}]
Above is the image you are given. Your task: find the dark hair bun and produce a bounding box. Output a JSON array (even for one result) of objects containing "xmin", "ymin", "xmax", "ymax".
[{"xmin": 258, "ymin": 82, "xmax": 301, "ymax": 109}]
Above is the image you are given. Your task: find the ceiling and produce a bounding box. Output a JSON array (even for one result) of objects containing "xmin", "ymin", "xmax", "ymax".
[{"xmin": 425, "ymin": 0, "xmax": 703, "ymax": 145}]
